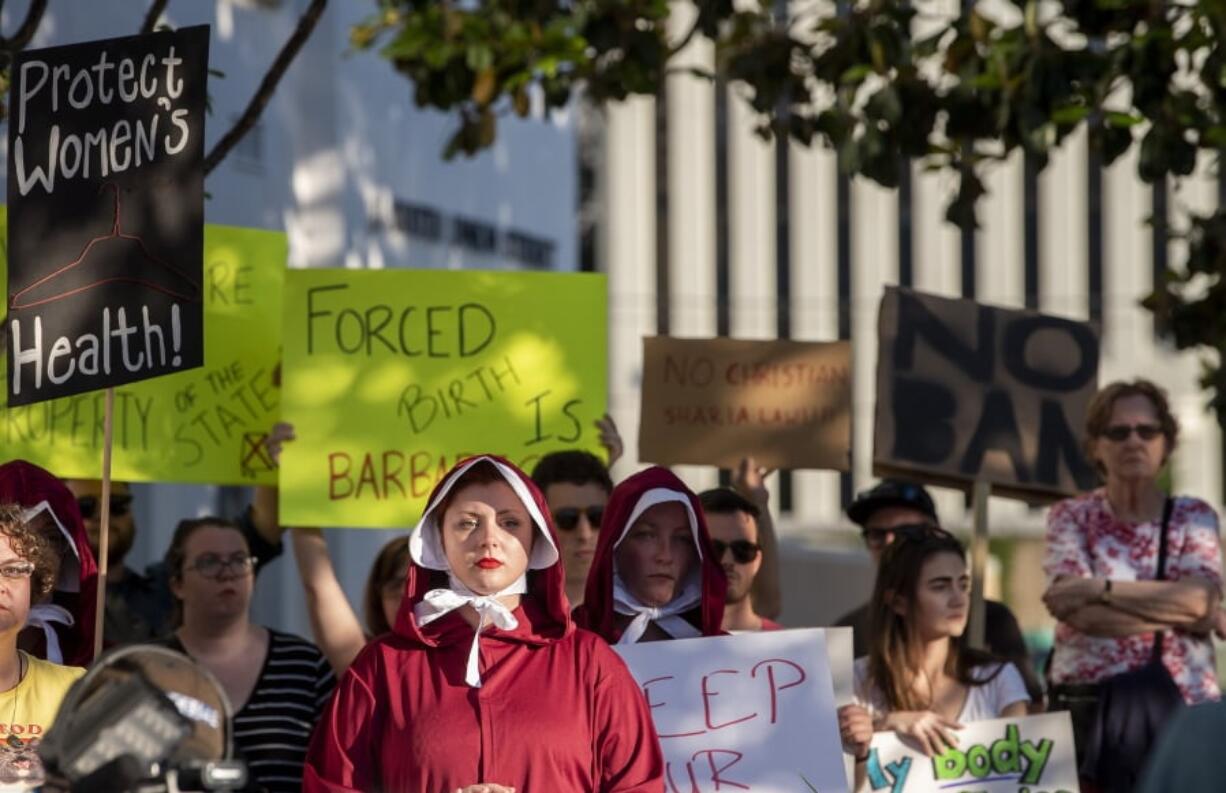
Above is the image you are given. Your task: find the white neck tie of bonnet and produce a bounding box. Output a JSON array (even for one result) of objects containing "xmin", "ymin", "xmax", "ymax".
[
  {"xmin": 612, "ymin": 573, "xmax": 702, "ymax": 645},
  {"xmin": 415, "ymin": 574, "xmax": 527, "ymax": 687},
  {"xmin": 25, "ymin": 604, "xmax": 74, "ymax": 664}
]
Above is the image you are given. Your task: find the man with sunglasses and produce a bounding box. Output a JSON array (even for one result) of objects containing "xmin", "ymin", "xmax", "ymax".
[
  {"xmin": 65, "ymin": 478, "xmax": 284, "ymax": 647},
  {"xmin": 836, "ymin": 479, "xmax": 1042, "ymax": 705},
  {"xmin": 531, "ymin": 451, "xmax": 614, "ymax": 608},
  {"xmin": 699, "ymin": 488, "xmax": 781, "ymax": 632}
]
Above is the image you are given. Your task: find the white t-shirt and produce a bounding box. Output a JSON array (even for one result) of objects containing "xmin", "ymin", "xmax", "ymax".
[{"xmin": 853, "ymin": 657, "xmax": 1029, "ymax": 723}]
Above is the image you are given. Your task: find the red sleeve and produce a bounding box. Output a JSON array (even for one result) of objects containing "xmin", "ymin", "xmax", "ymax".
[
  {"xmin": 303, "ymin": 654, "xmax": 381, "ymax": 793},
  {"xmin": 591, "ymin": 641, "xmax": 665, "ymax": 793}
]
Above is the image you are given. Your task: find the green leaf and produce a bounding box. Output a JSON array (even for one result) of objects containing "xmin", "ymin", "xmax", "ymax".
[
  {"xmin": 839, "ymin": 64, "xmax": 872, "ymax": 85},
  {"xmin": 1051, "ymin": 105, "xmax": 1089, "ymax": 125},
  {"xmin": 1105, "ymin": 111, "xmax": 1143, "ymax": 128}
]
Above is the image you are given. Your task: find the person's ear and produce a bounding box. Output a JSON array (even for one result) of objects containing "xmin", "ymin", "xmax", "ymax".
[{"xmin": 886, "ymin": 589, "xmax": 907, "ymax": 617}]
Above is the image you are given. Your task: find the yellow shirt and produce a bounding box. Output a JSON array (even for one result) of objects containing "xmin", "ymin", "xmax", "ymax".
[{"xmin": 0, "ymin": 652, "xmax": 84, "ymax": 789}]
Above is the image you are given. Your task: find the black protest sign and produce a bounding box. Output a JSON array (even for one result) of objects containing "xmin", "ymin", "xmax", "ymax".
[
  {"xmin": 874, "ymin": 287, "xmax": 1100, "ymax": 501},
  {"xmin": 5, "ymin": 26, "xmax": 209, "ymax": 407}
]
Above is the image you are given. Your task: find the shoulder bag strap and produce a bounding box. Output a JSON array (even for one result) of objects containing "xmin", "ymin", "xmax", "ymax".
[{"xmin": 1151, "ymin": 496, "xmax": 1174, "ymax": 661}]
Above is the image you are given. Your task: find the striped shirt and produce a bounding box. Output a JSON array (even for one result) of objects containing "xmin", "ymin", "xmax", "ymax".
[{"xmin": 167, "ymin": 629, "xmax": 335, "ymax": 793}]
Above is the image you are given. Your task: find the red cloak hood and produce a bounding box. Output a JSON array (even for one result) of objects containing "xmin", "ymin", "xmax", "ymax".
[
  {"xmin": 575, "ymin": 465, "xmax": 725, "ymax": 643},
  {"xmin": 394, "ymin": 454, "xmax": 572, "ymax": 648},
  {"xmin": 0, "ymin": 460, "xmax": 98, "ymax": 667}
]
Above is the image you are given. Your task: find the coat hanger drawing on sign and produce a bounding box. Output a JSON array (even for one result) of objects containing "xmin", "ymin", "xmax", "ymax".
[{"xmin": 9, "ymin": 182, "xmax": 202, "ymax": 311}]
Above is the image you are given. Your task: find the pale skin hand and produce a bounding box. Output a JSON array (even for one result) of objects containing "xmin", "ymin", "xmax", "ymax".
[
  {"xmin": 881, "ymin": 710, "xmax": 962, "ymax": 757},
  {"xmin": 1044, "ymin": 575, "xmax": 1219, "ymax": 633},
  {"xmin": 734, "ymin": 457, "xmax": 782, "ymax": 620},
  {"xmin": 837, "ymin": 704, "xmax": 874, "ymax": 759},
  {"xmin": 455, "ymin": 785, "xmax": 515, "ymax": 793},
  {"xmin": 596, "ymin": 413, "xmax": 623, "ymax": 467},
  {"xmin": 1215, "ymin": 608, "xmax": 1226, "ymax": 640}
]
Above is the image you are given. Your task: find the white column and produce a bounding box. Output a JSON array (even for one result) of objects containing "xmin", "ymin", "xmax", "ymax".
[
  {"xmin": 723, "ymin": 81, "xmax": 781, "ymax": 508},
  {"xmin": 665, "ymin": 3, "xmax": 719, "ymax": 494},
  {"xmin": 1039, "ymin": 126, "xmax": 1089, "ymax": 320},
  {"xmin": 602, "ymin": 97, "xmax": 657, "ymax": 480},
  {"xmin": 912, "ymin": 166, "xmax": 963, "ymax": 297},
  {"xmin": 850, "ymin": 179, "xmax": 898, "ymax": 495},
  {"xmin": 1165, "ymin": 154, "xmax": 1223, "ymax": 510},
  {"xmin": 789, "ymin": 138, "xmax": 842, "ymax": 530},
  {"xmin": 978, "ymin": 151, "xmax": 1030, "ymax": 531},
  {"xmin": 979, "ymin": 152, "xmax": 1025, "ymax": 308},
  {"xmin": 1101, "ymin": 143, "xmax": 1152, "ymax": 379}
]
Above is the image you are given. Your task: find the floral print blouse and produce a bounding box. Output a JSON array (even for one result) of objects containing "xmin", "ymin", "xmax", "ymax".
[{"xmin": 1044, "ymin": 490, "xmax": 1222, "ymax": 704}]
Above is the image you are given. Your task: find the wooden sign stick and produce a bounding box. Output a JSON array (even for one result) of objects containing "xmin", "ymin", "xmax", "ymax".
[
  {"xmin": 968, "ymin": 480, "xmax": 991, "ymax": 651},
  {"xmin": 92, "ymin": 387, "xmax": 115, "ymax": 659}
]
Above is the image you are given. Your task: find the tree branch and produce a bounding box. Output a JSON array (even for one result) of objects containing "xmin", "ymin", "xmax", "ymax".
[
  {"xmin": 203, "ymin": 0, "xmax": 327, "ymax": 176},
  {"xmin": 141, "ymin": 0, "xmax": 170, "ymax": 35},
  {"xmin": 0, "ymin": 0, "xmax": 46, "ymax": 52}
]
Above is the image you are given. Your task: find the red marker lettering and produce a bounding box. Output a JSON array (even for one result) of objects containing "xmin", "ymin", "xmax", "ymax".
[
  {"xmin": 701, "ymin": 669, "xmax": 757, "ymax": 731},
  {"xmin": 750, "ymin": 658, "xmax": 806, "ymax": 724}
]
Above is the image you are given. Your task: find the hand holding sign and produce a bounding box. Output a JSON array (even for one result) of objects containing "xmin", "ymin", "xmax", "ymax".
[
  {"xmin": 880, "ymin": 711, "xmax": 963, "ymax": 758},
  {"xmin": 839, "ymin": 704, "xmax": 874, "ymax": 760}
]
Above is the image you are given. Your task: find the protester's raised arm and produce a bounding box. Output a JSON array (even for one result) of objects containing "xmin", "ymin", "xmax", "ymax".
[
  {"xmin": 251, "ymin": 484, "xmax": 281, "ymax": 547},
  {"xmin": 292, "ymin": 526, "xmax": 368, "ymax": 675},
  {"xmin": 735, "ymin": 458, "xmax": 782, "ymax": 620}
]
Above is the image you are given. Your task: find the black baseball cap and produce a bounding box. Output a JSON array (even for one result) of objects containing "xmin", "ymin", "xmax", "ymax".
[{"xmin": 846, "ymin": 479, "xmax": 938, "ymax": 527}]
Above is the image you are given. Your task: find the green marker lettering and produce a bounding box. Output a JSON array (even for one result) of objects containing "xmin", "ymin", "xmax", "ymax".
[{"xmin": 1019, "ymin": 738, "xmax": 1053, "ymax": 785}]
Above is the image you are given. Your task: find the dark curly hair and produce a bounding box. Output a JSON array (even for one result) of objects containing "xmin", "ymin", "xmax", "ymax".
[{"xmin": 0, "ymin": 503, "xmax": 68, "ymax": 602}]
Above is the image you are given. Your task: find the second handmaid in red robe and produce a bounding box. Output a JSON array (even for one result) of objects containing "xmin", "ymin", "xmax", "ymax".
[{"xmin": 303, "ymin": 454, "xmax": 664, "ymax": 793}]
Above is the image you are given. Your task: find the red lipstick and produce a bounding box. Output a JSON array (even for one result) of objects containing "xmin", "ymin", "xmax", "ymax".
[{"xmin": 475, "ymin": 558, "xmax": 503, "ymax": 570}]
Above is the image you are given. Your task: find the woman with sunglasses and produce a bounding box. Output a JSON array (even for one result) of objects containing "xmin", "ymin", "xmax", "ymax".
[
  {"xmin": 161, "ymin": 517, "xmax": 335, "ymax": 793},
  {"xmin": 1043, "ymin": 380, "xmax": 1222, "ymax": 786},
  {"xmin": 838, "ymin": 527, "xmax": 1029, "ymax": 767}
]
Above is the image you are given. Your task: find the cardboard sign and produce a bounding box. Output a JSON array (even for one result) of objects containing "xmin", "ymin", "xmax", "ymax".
[
  {"xmin": 874, "ymin": 288, "xmax": 1099, "ymax": 501},
  {"xmin": 638, "ymin": 336, "xmax": 852, "ymax": 470},
  {"xmin": 864, "ymin": 712, "xmax": 1079, "ymax": 793},
  {"xmin": 6, "ymin": 27, "xmax": 209, "ymax": 406},
  {"xmin": 614, "ymin": 629, "xmax": 850, "ymax": 793},
  {"xmin": 1, "ymin": 221, "xmax": 285, "ymax": 485},
  {"xmin": 278, "ymin": 268, "xmax": 608, "ymax": 528}
]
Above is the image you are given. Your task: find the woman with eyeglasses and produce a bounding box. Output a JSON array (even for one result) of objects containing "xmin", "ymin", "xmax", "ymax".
[
  {"xmin": 837, "ymin": 527, "xmax": 1029, "ymax": 767},
  {"xmin": 160, "ymin": 516, "xmax": 335, "ymax": 793},
  {"xmin": 0, "ymin": 504, "xmax": 85, "ymax": 789},
  {"xmin": 1043, "ymin": 379, "xmax": 1222, "ymax": 789}
]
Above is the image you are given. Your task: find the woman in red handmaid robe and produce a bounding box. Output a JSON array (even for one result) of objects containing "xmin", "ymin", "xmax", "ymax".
[
  {"xmin": 574, "ymin": 466, "xmax": 726, "ymax": 644},
  {"xmin": 303, "ymin": 455, "xmax": 663, "ymax": 793}
]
